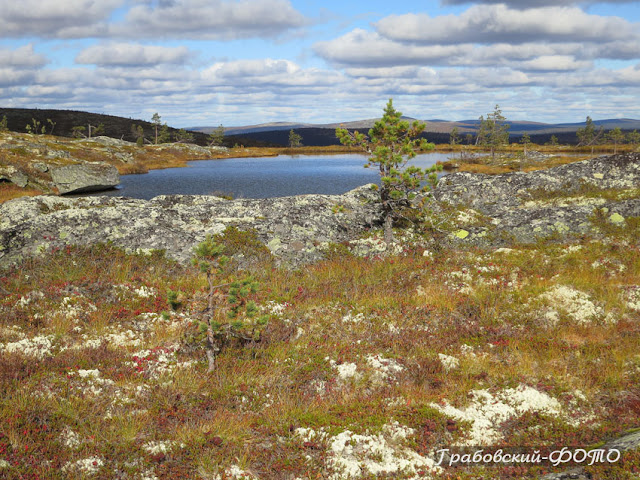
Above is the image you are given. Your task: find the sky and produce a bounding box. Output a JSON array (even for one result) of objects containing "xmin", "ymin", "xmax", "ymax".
[{"xmin": 1, "ymin": 0, "xmax": 639, "ymax": 128}]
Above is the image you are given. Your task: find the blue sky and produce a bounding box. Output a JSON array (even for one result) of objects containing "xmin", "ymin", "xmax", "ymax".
[{"xmin": 1, "ymin": 0, "xmax": 639, "ymax": 127}]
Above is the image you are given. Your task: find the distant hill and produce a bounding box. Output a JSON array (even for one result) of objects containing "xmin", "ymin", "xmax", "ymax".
[
  {"xmin": 3, "ymin": 107, "xmax": 639, "ymax": 147},
  {"xmin": 192, "ymin": 117, "xmax": 640, "ymax": 147},
  {"xmin": 0, "ymin": 108, "xmax": 271, "ymax": 148}
]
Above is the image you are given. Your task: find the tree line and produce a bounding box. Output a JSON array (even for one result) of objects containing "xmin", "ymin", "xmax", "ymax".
[{"xmin": 447, "ymin": 106, "xmax": 640, "ymax": 155}]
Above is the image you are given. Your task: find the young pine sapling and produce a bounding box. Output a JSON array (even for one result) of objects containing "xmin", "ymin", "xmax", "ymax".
[{"xmin": 191, "ymin": 235, "xmax": 269, "ymax": 372}]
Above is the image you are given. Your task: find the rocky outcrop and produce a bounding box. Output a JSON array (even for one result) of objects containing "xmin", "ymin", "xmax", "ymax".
[
  {"xmin": 1, "ymin": 153, "xmax": 638, "ymax": 267},
  {"xmin": 49, "ymin": 163, "xmax": 120, "ymax": 194},
  {"xmin": 0, "ymin": 185, "xmax": 382, "ymax": 266},
  {"xmin": 434, "ymin": 153, "xmax": 640, "ymax": 245}
]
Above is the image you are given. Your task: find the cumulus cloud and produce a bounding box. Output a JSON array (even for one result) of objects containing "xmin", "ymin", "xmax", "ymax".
[
  {"xmin": 0, "ymin": 45, "xmax": 47, "ymax": 68},
  {"xmin": 520, "ymin": 55, "xmax": 591, "ymax": 71},
  {"xmin": 376, "ymin": 5, "xmax": 637, "ymax": 45},
  {"xmin": 76, "ymin": 43, "xmax": 191, "ymax": 66},
  {"xmin": 202, "ymin": 59, "xmax": 345, "ymax": 92},
  {"xmin": 441, "ymin": 0, "xmax": 637, "ymax": 7},
  {"xmin": 314, "ymin": 29, "xmax": 466, "ymax": 67},
  {"xmin": 0, "ymin": 0, "xmax": 122, "ymax": 38},
  {"xmin": 116, "ymin": 0, "xmax": 308, "ymax": 39},
  {"xmin": 0, "ymin": 45, "xmax": 47, "ymax": 88}
]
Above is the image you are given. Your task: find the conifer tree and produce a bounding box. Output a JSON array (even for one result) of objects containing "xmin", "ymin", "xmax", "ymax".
[
  {"xmin": 478, "ymin": 105, "xmax": 510, "ymax": 159},
  {"xmin": 606, "ymin": 127, "xmax": 624, "ymax": 154},
  {"xmin": 288, "ymin": 129, "xmax": 302, "ymax": 148},
  {"xmin": 576, "ymin": 116, "xmax": 603, "ymax": 154},
  {"xmin": 151, "ymin": 112, "xmax": 162, "ymax": 144},
  {"xmin": 336, "ymin": 99, "xmax": 440, "ymax": 243},
  {"xmin": 209, "ymin": 124, "xmax": 225, "ymax": 146},
  {"xmin": 191, "ymin": 235, "xmax": 268, "ymax": 372}
]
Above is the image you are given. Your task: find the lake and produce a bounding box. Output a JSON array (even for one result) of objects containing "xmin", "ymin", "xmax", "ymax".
[{"xmin": 85, "ymin": 152, "xmax": 455, "ymax": 200}]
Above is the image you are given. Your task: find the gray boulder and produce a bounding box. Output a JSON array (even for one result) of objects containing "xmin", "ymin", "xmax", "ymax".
[
  {"xmin": 0, "ymin": 165, "xmax": 28, "ymax": 188},
  {"xmin": 0, "ymin": 185, "xmax": 382, "ymax": 266},
  {"xmin": 50, "ymin": 163, "xmax": 120, "ymax": 194}
]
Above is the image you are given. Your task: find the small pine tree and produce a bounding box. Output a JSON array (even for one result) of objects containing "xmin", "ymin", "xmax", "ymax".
[
  {"xmin": 576, "ymin": 116, "xmax": 604, "ymax": 154},
  {"xmin": 174, "ymin": 128, "xmax": 194, "ymax": 143},
  {"xmin": 131, "ymin": 124, "xmax": 145, "ymax": 145},
  {"xmin": 71, "ymin": 126, "xmax": 86, "ymax": 138},
  {"xmin": 288, "ymin": 129, "xmax": 302, "ymax": 148},
  {"xmin": 520, "ymin": 132, "xmax": 531, "ymax": 158},
  {"xmin": 627, "ymin": 130, "xmax": 640, "ymax": 150},
  {"xmin": 158, "ymin": 123, "xmax": 171, "ymax": 144},
  {"xmin": 0, "ymin": 115, "xmax": 9, "ymax": 132},
  {"xmin": 25, "ymin": 118, "xmax": 45, "ymax": 135},
  {"xmin": 606, "ymin": 127, "xmax": 625, "ymax": 154},
  {"xmin": 336, "ymin": 99, "xmax": 440, "ymax": 244},
  {"xmin": 449, "ymin": 127, "xmax": 460, "ymax": 147},
  {"xmin": 209, "ymin": 124, "xmax": 225, "ymax": 146},
  {"xmin": 478, "ymin": 105, "xmax": 510, "ymax": 159},
  {"xmin": 46, "ymin": 119, "xmax": 56, "ymax": 135},
  {"xmin": 151, "ymin": 112, "xmax": 162, "ymax": 144},
  {"xmin": 191, "ymin": 235, "xmax": 269, "ymax": 372}
]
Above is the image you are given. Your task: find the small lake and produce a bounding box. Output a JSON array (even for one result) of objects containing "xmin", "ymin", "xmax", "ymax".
[{"xmin": 86, "ymin": 152, "xmax": 456, "ymax": 200}]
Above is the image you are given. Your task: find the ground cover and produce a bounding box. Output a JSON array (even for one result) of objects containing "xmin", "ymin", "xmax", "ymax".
[{"xmin": 1, "ymin": 225, "xmax": 638, "ymax": 479}]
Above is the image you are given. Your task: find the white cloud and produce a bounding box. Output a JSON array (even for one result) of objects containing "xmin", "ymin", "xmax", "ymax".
[
  {"xmin": 202, "ymin": 59, "xmax": 344, "ymax": 89},
  {"xmin": 76, "ymin": 43, "xmax": 191, "ymax": 66},
  {"xmin": 376, "ymin": 5, "xmax": 637, "ymax": 45},
  {"xmin": 0, "ymin": 45, "xmax": 47, "ymax": 68},
  {"xmin": 116, "ymin": 0, "xmax": 308, "ymax": 39},
  {"xmin": 520, "ymin": 55, "xmax": 591, "ymax": 71},
  {"xmin": 0, "ymin": 0, "xmax": 122, "ymax": 38},
  {"xmin": 441, "ymin": 0, "xmax": 637, "ymax": 6},
  {"xmin": 0, "ymin": 45, "xmax": 47, "ymax": 88},
  {"xmin": 314, "ymin": 29, "xmax": 466, "ymax": 67}
]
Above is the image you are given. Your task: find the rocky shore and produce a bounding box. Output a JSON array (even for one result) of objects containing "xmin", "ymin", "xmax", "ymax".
[{"xmin": 1, "ymin": 153, "xmax": 638, "ymax": 267}]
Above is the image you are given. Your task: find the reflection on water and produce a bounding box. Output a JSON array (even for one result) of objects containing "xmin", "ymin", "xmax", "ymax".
[{"xmin": 82, "ymin": 152, "xmax": 454, "ymax": 200}]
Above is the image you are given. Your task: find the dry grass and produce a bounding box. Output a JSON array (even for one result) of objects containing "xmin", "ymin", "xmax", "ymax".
[
  {"xmin": 1, "ymin": 226, "xmax": 639, "ymax": 478},
  {"xmin": 0, "ymin": 182, "xmax": 42, "ymax": 203}
]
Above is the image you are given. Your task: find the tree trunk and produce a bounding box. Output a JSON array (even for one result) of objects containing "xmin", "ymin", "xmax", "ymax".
[
  {"xmin": 383, "ymin": 215, "xmax": 394, "ymax": 245},
  {"xmin": 206, "ymin": 327, "xmax": 217, "ymax": 373}
]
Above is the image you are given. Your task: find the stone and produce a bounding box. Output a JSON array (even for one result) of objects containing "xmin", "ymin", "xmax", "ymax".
[
  {"xmin": 2, "ymin": 153, "xmax": 639, "ymax": 266},
  {"xmin": 0, "ymin": 184, "xmax": 382, "ymax": 266},
  {"xmin": 433, "ymin": 153, "xmax": 640, "ymax": 245},
  {"xmin": 0, "ymin": 166, "xmax": 29, "ymax": 188},
  {"xmin": 50, "ymin": 163, "xmax": 120, "ymax": 194}
]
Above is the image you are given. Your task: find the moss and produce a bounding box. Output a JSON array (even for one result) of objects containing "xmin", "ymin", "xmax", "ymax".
[
  {"xmin": 212, "ymin": 226, "xmax": 273, "ymax": 266},
  {"xmin": 454, "ymin": 229, "xmax": 469, "ymax": 239}
]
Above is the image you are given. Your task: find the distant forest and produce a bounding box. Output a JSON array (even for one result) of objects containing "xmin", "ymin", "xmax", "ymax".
[
  {"xmin": 0, "ymin": 108, "xmax": 271, "ymax": 148},
  {"xmin": 0, "ymin": 107, "xmax": 636, "ymax": 147}
]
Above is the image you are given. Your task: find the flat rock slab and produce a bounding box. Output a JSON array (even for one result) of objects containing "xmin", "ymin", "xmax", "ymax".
[{"xmin": 50, "ymin": 163, "xmax": 120, "ymax": 194}]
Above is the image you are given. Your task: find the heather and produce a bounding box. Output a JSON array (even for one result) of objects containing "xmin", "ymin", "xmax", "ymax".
[{"xmin": 1, "ymin": 227, "xmax": 639, "ymax": 479}]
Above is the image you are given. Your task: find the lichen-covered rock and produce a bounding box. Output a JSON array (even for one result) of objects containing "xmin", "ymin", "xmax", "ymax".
[
  {"xmin": 435, "ymin": 153, "xmax": 640, "ymax": 213},
  {"xmin": 50, "ymin": 163, "xmax": 120, "ymax": 194},
  {"xmin": 0, "ymin": 165, "xmax": 28, "ymax": 188},
  {"xmin": 0, "ymin": 184, "xmax": 382, "ymax": 266},
  {"xmin": 433, "ymin": 153, "xmax": 640, "ymax": 245}
]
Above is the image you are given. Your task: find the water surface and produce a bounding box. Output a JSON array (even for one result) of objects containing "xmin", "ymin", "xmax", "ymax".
[{"xmin": 88, "ymin": 152, "xmax": 454, "ymax": 200}]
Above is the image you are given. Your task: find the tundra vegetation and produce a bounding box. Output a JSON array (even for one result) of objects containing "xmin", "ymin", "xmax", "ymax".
[
  {"xmin": 1, "ymin": 213, "xmax": 639, "ymax": 479},
  {"xmin": 2, "ymin": 103, "xmax": 639, "ymax": 479}
]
